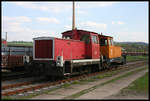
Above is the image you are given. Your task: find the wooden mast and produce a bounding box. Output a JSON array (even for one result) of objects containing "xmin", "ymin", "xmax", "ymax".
[
  {"xmin": 6, "ymin": 32, "xmax": 7, "ymax": 41},
  {"xmin": 72, "ymin": 1, "xmax": 75, "ymax": 30}
]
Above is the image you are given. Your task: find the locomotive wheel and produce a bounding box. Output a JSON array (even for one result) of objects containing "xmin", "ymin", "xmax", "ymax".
[
  {"xmin": 88, "ymin": 66, "xmax": 92, "ymax": 73},
  {"xmin": 25, "ymin": 63, "xmax": 37, "ymax": 76},
  {"xmin": 102, "ymin": 61, "xmax": 110, "ymax": 70},
  {"xmin": 45, "ymin": 76, "xmax": 55, "ymax": 81},
  {"xmin": 102, "ymin": 62, "xmax": 107, "ymax": 70},
  {"xmin": 91, "ymin": 64, "xmax": 99, "ymax": 72},
  {"xmin": 121, "ymin": 55, "xmax": 127, "ymax": 65}
]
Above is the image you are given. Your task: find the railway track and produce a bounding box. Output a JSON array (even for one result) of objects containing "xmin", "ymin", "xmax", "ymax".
[
  {"xmin": 2, "ymin": 60, "xmax": 148, "ymax": 97},
  {"xmin": 2, "ymin": 72, "xmax": 31, "ymax": 81},
  {"xmin": 1, "ymin": 59, "xmax": 142, "ymax": 82}
]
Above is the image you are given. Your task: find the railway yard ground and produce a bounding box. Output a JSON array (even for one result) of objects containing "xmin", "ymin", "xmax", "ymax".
[
  {"xmin": 31, "ymin": 64, "xmax": 149, "ymax": 100},
  {"xmin": 1, "ymin": 55, "xmax": 149, "ymax": 100}
]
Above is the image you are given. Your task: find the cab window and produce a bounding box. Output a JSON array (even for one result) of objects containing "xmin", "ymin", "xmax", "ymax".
[
  {"xmin": 108, "ymin": 39, "xmax": 111, "ymax": 45},
  {"xmin": 80, "ymin": 34, "xmax": 90, "ymax": 44},
  {"xmin": 111, "ymin": 39, "xmax": 114, "ymax": 45},
  {"xmin": 63, "ymin": 35, "xmax": 72, "ymax": 39},
  {"xmin": 92, "ymin": 35, "xmax": 98, "ymax": 44},
  {"xmin": 100, "ymin": 39, "xmax": 107, "ymax": 46},
  {"xmin": 108, "ymin": 39, "xmax": 114, "ymax": 46}
]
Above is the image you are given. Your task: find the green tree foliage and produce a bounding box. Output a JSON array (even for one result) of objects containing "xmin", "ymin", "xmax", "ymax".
[
  {"xmin": 114, "ymin": 42, "xmax": 148, "ymax": 52},
  {"xmin": 7, "ymin": 41, "xmax": 33, "ymax": 47}
]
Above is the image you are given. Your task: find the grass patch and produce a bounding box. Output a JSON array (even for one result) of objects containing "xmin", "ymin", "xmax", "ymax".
[
  {"xmin": 2, "ymin": 96, "xmax": 15, "ymax": 100},
  {"xmin": 7, "ymin": 42, "xmax": 33, "ymax": 47},
  {"xmin": 60, "ymin": 82, "xmax": 72, "ymax": 88},
  {"xmin": 102, "ymin": 66, "xmax": 148, "ymax": 86},
  {"xmin": 64, "ymin": 66, "xmax": 148, "ymax": 99},
  {"xmin": 126, "ymin": 55, "xmax": 148, "ymax": 62},
  {"xmin": 125, "ymin": 72, "xmax": 148, "ymax": 93}
]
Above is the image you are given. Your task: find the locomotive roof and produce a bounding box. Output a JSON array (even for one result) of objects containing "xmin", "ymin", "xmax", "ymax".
[
  {"xmin": 61, "ymin": 29, "xmax": 98, "ymax": 35},
  {"xmin": 98, "ymin": 34, "xmax": 113, "ymax": 39},
  {"xmin": 33, "ymin": 36, "xmax": 82, "ymax": 42},
  {"xmin": 62, "ymin": 29, "xmax": 113, "ymax": 38}
]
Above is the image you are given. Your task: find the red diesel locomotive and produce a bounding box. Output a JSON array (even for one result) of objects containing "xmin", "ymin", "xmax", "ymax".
[{"xmin": 26, "ymin": 29, "xmax": 126, "ymax": 77}]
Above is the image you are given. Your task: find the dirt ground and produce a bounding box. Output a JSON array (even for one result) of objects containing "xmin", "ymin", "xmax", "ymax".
[
  {"xmin": 104, "ymin": 90, "xmax": 148, "ymax": 100},
  {"xmin": 31, "ymin": 65, "xmax": 148, "ymax": 100},
  {"xmin": 76, "ymin": 68, "xmax": 148, "ymax": 99}
]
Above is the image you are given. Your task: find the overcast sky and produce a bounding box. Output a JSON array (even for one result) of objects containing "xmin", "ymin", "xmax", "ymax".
[{"xmin": 2, "ymin": 1, "xmax": 149, "ymax": 43}]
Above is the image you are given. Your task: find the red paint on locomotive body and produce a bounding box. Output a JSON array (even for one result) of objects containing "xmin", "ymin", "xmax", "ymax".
[
  {"xmin": 54, "ymin": 38, "xmax": 85, "ymax": 60},
  {"xmin": 33, "ymin": 37, "xmax": 86, "ymax": 61}
]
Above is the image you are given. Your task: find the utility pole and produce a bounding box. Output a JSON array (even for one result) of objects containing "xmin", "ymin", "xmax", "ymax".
[
  {"xmin": 6, "ymin": 32, "xmax": 7, "ymax": 41},
  {"xmin": 72, "ymin": 1, "xmax": 75, "ymax": 30}
]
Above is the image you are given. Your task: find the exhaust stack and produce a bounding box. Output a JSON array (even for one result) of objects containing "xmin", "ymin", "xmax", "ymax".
[{"xmin": 72, "ymin": 1, "xmax": 75, "ymax": 30}]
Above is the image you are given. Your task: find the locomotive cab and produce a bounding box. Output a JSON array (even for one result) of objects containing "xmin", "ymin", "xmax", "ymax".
[
  {"xmin": 98, "ymin": 34, "xmax": 126, "ymax": 65},
  {"xmin": 62, "ymin": 29, "xmax": 100, "ymax": 59}
]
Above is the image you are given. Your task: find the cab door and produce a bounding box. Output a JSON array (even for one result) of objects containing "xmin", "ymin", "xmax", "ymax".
[
  {"xmin": 91, "ymin": 34, "xmax": 100, "ymax": 59},
  {"xmin": 80, "ymin": 33, "xmax": 100, "ymax": 59}
]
